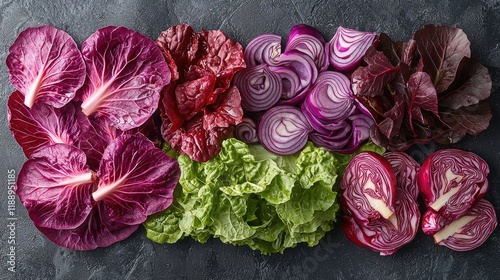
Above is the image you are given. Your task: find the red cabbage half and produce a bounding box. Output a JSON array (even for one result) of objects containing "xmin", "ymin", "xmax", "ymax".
[
  {"xmin": 6, "ymin": 25, "xmax": 86, "ymax": 108},
  {"xmin": 417, "ymin": 148, "xmax": 489, "ymax": 219}
]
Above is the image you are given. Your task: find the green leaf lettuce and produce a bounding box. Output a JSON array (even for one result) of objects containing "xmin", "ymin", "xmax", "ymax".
[{"xmin": 144, "ymin": 138, "xmax": 352, "ymax": 254}]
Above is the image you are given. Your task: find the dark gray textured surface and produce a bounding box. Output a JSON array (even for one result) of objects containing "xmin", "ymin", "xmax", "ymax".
[{"xmin": 1, "ymin": 0, "xmax": 500, "ymax": 279}]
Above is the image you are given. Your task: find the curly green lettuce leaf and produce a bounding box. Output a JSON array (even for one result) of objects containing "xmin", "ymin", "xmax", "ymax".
[{"xmin": 144, "ymin": 138, "xmax": 344, "ymax": 254}]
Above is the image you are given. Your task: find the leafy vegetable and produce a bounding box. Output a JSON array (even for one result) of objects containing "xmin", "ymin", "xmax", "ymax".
[
  {"xmin": 353, "ymin": 25, "xmax": 492, "ymax": 151},
  {"xmin": 341, "ymin": 151, "xmax": 397, "ymax": 223},
  {"xmin": 6, "ymin": 25, "xmax": 86, "ymax": 108},
  {"xmin": 7, "ymin": 24, "xmax": 181, "ymax": 251},
  {"xmin": 157, "ymin": 24, "xmax": 246, "ymax": 162},
  {"xmin": 144, "ymin": 138, "xmax": 341, "ymax": 254},
  {"xmin": 77, "ymin": 26, "xmax": 170, "ymax": 131},
  {"xmin": 7, "ymin": 91, "xmax": 89, "ymax": 158},
  {"xmin": 15, "ymin": 144, "xmax": 95, "ymax": 230},
  {"xmin": 92, "ymin": 134, "xmax": 180, "ymax": 225},
  {"xmin": 36, "ymin": 202, "xmax": 140, "ymax": 251}
]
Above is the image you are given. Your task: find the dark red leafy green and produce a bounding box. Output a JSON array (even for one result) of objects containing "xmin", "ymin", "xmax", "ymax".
[
  {"xmin": 7, "ymin": 91, "xmax": 89, "ymax": 158},
  {"xmin": 6, "ymin": 25, "xmax": 86, "ymax": 108},
  {"xmin": 157, "ymin": 24, "xmax": 245, "ymax": 162},
  {"xmin": 342, "ymin": 188, "xmax": 420, "ymax": 256},
  {"xmin": 353, "ymin": 25, "xmax": 491, "ymax": 151}
]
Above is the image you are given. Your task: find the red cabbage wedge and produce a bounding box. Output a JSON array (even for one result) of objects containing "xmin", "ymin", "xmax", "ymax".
[
  {"xmin": 341, "ymin": 151, "xmax": 397, "ymax": 223},
  {"xmin": 417, "ymin": 148, "xmax": 489, "ymax": 219}
]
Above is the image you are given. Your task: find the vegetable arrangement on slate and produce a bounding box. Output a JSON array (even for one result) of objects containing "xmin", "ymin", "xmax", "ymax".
[{"xmin": 5, "ymin": 21, "xmax": 497, "ymax": 255}]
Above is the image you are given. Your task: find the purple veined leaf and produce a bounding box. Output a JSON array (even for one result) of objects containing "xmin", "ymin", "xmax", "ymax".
[
  {"xmin": 76, "ymin": 26, "xmax": 171, "ymax": 131},
  {"xmin": 76, "ymin": 115, "xmax": 121, "ymax": 171},
  {"xmin": 284, "ymin": 24, "xmax": 328, "ymax": 71},
  {"xmin": 6, "ymin": 25, "xmax": 86, "ymax": 108},
  {"xmin": 376, "ymin": 33, "xmax": 417, "ymax": 67},
  {"xmin": 7, "ymin": 91, "xmax": 90, "ymax": 158},
  {"xmin": 327, "ymin": 26, "xmax": 377, "ymax": 72},
  {"xmin": 36, "ymin": 201, "xmax": 139, "ymax": 251},
  {"xmin": 91, "ymin": 133, "xmax": 180, "ymax": 225},
  {"xmin": 413, "ymin": 25, "xmax": 471, "ymax": 94},
  {"xmin": 351, "ymin": 47, "xmax": 401, "ymax": 97},
  {"xmin": 15, "ymin": 144, "xmax": 96, "ymax": 230},
  {"xmin": 438, "ymin": 57, "xmax": 492, "ymax": 110},
  {"xmin": 244, "ymin": 34, "xmax": 282, "ymax": 67},
  {"xmin": 437, "ymin": 103, "xmax": 492, "ymax": 145},
  {"xmin": 76, "ymin": 113, "xmax": 159, "ymax": 171}
]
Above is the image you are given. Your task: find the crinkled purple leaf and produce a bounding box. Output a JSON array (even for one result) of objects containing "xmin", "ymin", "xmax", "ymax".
[
  {"xmin": 92, "ymin": 133, "xmax": 180, "ymax": 225},
  {"xmin": 15, "ymin": 144, "xmax": 95, "ymax": 230},
  {"xmin": 7, "ymin": 91, "xmax": 90, "ymax": 158},
  {"xmin": 76, "ymin": 26, "xmax": 171, "ymax": 131},
  {"xmin": 413, "ymin": 25, "xmax": 471, "ymax": 94},
  {"xmin": 36, "ymin": 201, "xmax": 138, "ymax": 251},
  {"xmin": 6, "ymin": 25, "xmax": 86, "ymax": 108}
]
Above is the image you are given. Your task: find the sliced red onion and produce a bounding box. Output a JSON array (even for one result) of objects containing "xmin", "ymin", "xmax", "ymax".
[
  {"xmin": 417, "ymin": 148, "xmax": 489, "ymax": 219},
  {"xmin": 425, "ymin": 199, "xmax": 497, "ymax": 251},
  {"xmin": 302, "ymin": 71, "xmax": 356, "ymax": 123},
  {"xmin": 257, "ymin": 105, "xmax": 313, "ymax": 155},
  {"xmin": 233, "ymin": 64, "xmax": 282, "ymax": 112},
  {"xmin": 244, "ymin": 34, "xmax": 281, "ymax": 66},
  {"xmin": 272, "ymin": 50, "xmax": 318, "ymax": 105},
  {"xmin": 306, "ymin": 112, "xmax": 372, "ymax": 154},
  {"xmin": 327, "ymin": 26, "xmax": 377, "ymax": 72},
  {"xmin": 269, "ymin": 65, "xmax": 301, "ymax": 100},
  {"xmin": 341, "ymin": 151, "xmax": 397, "ymax": 224},
  {"xmin": 284, "ymin": 24, "xmax": 328, "ymax": 71},
  {"xmin": 234, "ymin": 117, "xmax": 258, "ymax": 144},
  {"xmin": 309, "ymin": 123, "xmax": 352, "ymax": 151},
  {"xmin": 342, "ymin": 188, "xmax": 420, "ymax": 256},
  {"xmin": 384, "ymin": 152, "xmax": 420, "ymax": 201}
]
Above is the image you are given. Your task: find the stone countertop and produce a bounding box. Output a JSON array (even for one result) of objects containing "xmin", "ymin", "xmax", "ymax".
[{"xmin": 1, "ymin": 1, "xmax": 499, "ymax": 279}]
